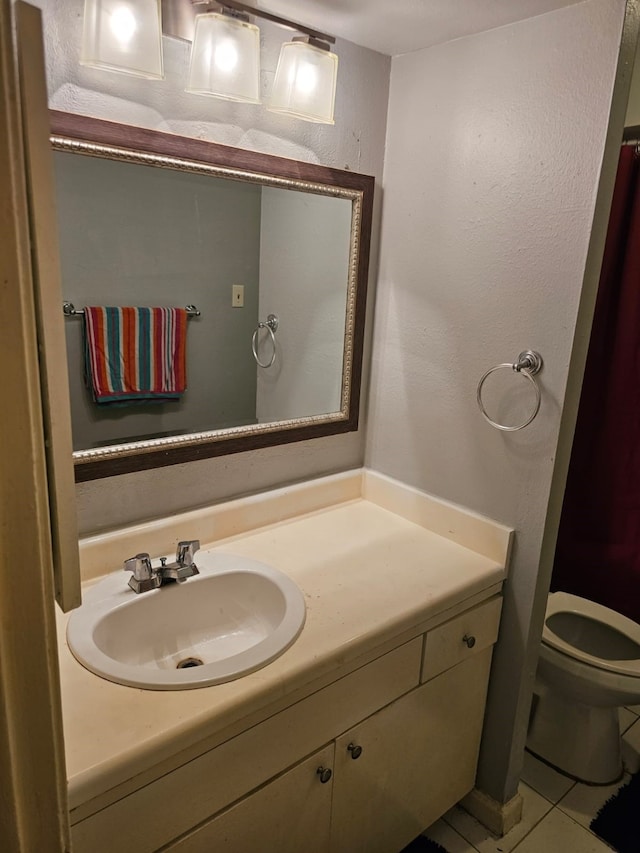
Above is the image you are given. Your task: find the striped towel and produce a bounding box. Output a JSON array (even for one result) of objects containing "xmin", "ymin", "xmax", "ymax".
[{"xmin": 84, "ymin": 307, "xmax": 187, "ymax": 404}]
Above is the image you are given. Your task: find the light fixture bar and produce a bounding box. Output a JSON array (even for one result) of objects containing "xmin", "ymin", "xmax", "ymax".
[
  {"xmin": 210, "ymin": 1, "xmax": 335, "ymax": 45},
  {"xmin": 162, "ymin": 0, "xmax": 335, "ymax": 45}
]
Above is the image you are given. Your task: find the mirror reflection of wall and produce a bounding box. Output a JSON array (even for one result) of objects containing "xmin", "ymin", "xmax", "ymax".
[
  {"xmin": 258, "ymin": 188, "xmax": 351, "ymax": 423},
  {"xmin": 54, "ymin": 150, "xmax": 353, "ymax": 452}
]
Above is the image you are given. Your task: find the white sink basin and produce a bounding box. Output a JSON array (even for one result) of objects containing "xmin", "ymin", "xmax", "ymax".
[{"xmin": 66, "ymin": 552, "xmax": 306, "ymax": 690}]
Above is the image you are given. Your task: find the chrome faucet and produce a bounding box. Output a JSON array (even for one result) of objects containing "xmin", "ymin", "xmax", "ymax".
[{"xmin": 124, "ymin": 540, "xmax": 200, "ymax": 593}]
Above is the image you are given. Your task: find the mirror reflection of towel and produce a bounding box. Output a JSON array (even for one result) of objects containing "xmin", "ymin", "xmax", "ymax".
[{"xmin": 84, "ymin": 306, "xmax": 187, "ymax": 404}]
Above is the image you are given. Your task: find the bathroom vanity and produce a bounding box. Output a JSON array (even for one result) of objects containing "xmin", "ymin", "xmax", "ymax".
[{"xmin": 57, "ymin": 470, "xmax": 511, "ymax": 853}]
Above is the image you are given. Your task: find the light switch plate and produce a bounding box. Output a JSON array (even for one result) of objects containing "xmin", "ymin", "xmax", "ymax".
[{"xmin": 232, "ymin": 285, "xmax": 244, "ymax": 307}]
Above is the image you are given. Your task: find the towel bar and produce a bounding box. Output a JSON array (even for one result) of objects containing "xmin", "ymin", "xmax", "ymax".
[{"xmin": 62, "ymin": 302, "xmax": 201, "ymax": 318}]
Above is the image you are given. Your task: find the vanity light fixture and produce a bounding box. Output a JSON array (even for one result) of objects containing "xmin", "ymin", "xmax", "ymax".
[
  {"xmin": 81, "ymin": 0, "xmax": 164, "ymax": 79},
  {"xmin": 80, "ymin": 0, "xmax": 338, "ymax": 123},
  {"xmin": 187, "ymin": 1, "xmax": 338, "ymax": 123}
]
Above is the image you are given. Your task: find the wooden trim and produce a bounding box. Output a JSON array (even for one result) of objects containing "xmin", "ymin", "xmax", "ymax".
[
  {"xmin": 74, "ymin": 418, "xmax": 356, "ymax": 481},
  {"xmin": 17, "ymin": 11, "xmax": 81, "ymax": 610},
  {"xmin": 49, "ymin": 111, "xmax": 375, "ymax": 482},
  {"xmin": 0, "ymin": 2, "xmax": 71, "ymax": 850},
  {"xmin": 49, "ymin": 110, "xmax": 370, "ymax": 190}
]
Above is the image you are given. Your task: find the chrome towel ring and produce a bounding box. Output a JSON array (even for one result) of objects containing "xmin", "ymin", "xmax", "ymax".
[
  {"xmin": 252, "ymin": 314, "xmax": 279, "ymax": 369},
  {"xmin": 477, "ymin": 350, "xmax": 543, "ymax": 431}
]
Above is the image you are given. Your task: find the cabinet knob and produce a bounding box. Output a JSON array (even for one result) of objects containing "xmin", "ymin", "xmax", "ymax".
[
  {"xmin": 463, "ymin": 634, "xmax": 476, "ymax": 649},
  {"xmin": 316, "ymin": 766, "xmax": 332, "ymax": 784},
  {"xmin": 347, "ymin": 743, "xmax": 363, "ymax": 760}
]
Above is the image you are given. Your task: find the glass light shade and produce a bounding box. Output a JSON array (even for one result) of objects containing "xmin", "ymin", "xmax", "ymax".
[
  {"xmin": 269, "ymin": 40, "xmax": 338, "ymax": 124},
  {"xmin": 81, "ymin": 0, "xmax": 163, "ymax": 79},
  {"xmin": 186, "ymin": 13, "xmax": 261, "ymax": 104}
]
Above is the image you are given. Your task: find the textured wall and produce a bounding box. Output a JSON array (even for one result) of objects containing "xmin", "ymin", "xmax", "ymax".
[
  {"xmin": 366, "ymin": 0, "xmax": 625, "ymax": 802},
  {"xmin": 34, "ymin": 0, "xmax": 390, "ymax": 533}
]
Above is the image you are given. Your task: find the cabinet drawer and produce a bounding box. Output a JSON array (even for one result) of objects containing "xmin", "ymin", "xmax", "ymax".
[
  {"xmin": 421, "ymin": 596, "xmax": 501, "ymax": 682},
  {"xmin": 71, "ymin": 637, "xmax": 421, "ymax": 853}
]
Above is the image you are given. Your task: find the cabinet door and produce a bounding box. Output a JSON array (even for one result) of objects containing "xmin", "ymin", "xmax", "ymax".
[
  {"xmin": 330, "ymin": 648, "xmax": 493, "ymax": 853},
  {"xmin": 162, "ymin": 744, "xmax": 334, "ymax": 853}
]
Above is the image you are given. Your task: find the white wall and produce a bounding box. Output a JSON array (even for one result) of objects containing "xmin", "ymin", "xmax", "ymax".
[
  {"xmin": 366, "ymin": 0, "xmax": 626, "ymax": 802},
  {"xmin": 257, "ymin": 188, "xmax": 352, "ymax": 422},
  {"xmin": 35, "ymin": 0, "xmax": 390, "ymax": 533}
]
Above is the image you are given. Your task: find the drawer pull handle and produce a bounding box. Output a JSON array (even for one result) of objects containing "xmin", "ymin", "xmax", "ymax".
[
  {"xmin": 317, "ymin": 766, "xmax": 332, "ymax": 784},
  {"xmin": 347, "ymin": 743, "xmax": 363, "ymax": 760},
  {"xmin": 463, "ymin": 634, "xmax": 476, "ymax": 649}
]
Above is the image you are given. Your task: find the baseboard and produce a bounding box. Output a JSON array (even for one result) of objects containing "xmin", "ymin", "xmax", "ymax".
[{"xmin": 460, "ymin": 787, "xmax": 524, "ymax": 837}]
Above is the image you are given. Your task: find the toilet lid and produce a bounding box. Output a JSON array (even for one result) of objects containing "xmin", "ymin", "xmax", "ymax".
[{"xmin": 543, "ymin": 592, "xmax": 640, "ymax": 677}]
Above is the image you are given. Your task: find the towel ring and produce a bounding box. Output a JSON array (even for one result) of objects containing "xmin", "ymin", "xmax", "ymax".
[
  {"xmin": 477, "ymin": 350, "xmax": 543, "ymax": 431},
  {"xmin": 252, "ymin": 314, "xmax": 279, "ymax": 369}
]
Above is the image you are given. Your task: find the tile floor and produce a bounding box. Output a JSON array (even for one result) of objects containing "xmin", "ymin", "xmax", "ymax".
[{"xmin": 422, "ymin": 705, "xmax": 640, "ymax": 852}]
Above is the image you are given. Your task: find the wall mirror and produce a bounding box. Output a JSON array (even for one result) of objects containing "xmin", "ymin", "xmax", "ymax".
[{"xmin": 49, "ymin": 111, "xmax": 374, "ymax": 482}]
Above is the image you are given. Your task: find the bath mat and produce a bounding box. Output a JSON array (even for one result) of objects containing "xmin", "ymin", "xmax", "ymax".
[
  {"xmin": 401, "ymin": 836, "xmax": 448, "ymax": 853},
  {"xmin": 590, "ymin": 772, "xmax": 640, "ymax": 853}
]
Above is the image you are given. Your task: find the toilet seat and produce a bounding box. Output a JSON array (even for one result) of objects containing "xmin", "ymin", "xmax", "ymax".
[{"xmin": 542, "ymin": 592, "xmax": 640, "ymax": 678}]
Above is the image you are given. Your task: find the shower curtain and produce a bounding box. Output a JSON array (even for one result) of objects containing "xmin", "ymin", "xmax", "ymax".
[{"xmin": 552, "ymin": 144, "xmax": 640, "ymax": 625}]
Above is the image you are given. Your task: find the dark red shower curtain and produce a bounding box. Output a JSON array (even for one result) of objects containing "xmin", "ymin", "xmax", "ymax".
[{"xmin": 552, "ymin": 145, "xmax": 640, "ymax": 625}]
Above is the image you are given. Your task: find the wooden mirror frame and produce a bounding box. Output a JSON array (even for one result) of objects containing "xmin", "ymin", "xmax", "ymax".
[{"xmin": 49, "ymin": 111, "xmax": 374, "ymax": 483}]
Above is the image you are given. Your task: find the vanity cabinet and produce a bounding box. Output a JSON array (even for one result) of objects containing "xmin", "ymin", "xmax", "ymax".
[
  {"xmin": 330, "ymin": 650, "xmax": 492, "ymax": 853},
  {"xmin": 163, "ymin": 745, "xmax": 335, "ymax": 853},
  {"xmin": 71, "ymin": 595, "xmax": 501, "ymax": 853}
]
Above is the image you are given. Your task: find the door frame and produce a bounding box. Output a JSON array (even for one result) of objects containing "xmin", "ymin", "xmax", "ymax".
[{"xmin": 0, "ymin": 0, "xmax": 71, "ymax": 848}]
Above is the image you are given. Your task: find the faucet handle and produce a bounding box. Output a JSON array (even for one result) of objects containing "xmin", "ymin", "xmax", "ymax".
[
  {"xmin": 124, "ymin": 553, "xmax": 154, "ymax": 580},
  {"xmin": 176, "ymin": 540, "xmax": 200, "ymax": 567}
]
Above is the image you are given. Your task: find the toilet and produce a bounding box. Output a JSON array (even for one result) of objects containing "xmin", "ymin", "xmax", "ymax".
[{"xmin": 527, "ymin": 591, "xmax": 640, "ymax": 784}]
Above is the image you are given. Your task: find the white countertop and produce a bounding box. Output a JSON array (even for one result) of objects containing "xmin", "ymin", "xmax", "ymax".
[{"xmin": 57, "ymin": 470, "xmax": 511, "ymax": 816}]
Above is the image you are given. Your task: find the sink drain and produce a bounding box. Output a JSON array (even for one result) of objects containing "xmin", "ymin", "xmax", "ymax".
[{"xmin": 176, "ymin": 657, "xmax": 204, "ymax": 669}]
